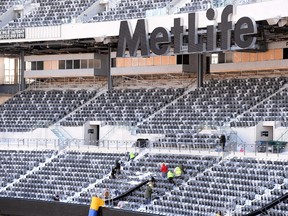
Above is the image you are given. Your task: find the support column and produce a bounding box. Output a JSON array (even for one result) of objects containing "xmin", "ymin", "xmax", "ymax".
[
  {"xmin": 107, "ymin": 45, "xmax": 113, "ymax": 91},
  {"xmin": 14, "ymin": 58, "xmax": 19, "ymax": 84},
  {"xmin": 19, "ymin": 50, "xmax": 25, "ymax": 91},
  {"xmin": 197, "ymin": 53, "xmax": 203, "ymax": 88}
]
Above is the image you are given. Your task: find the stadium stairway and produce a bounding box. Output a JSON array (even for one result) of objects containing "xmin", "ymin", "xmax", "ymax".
[
  {"xmin": 73, "ymin": 150, "xmax": 149, "ymax": 205},
  {"xmin": 66, "ymin": 149, "xmax": 140, "ymax": 204},
  {"xmin": 0, "ymin": 0, "xmax": 32, "ymax": 28},
  {"xmin": 50, "ymin": 124, "xmax": 74, "ymax": 142},
  {"xmin": 57, "ymin": 84, "xmax": 108, "ymax": 127},
  {"xmin": 168, "ymin": 0, "xmax": 191, "ymax": 14},
  {"xmin": 66, "ymin": 172, "xmax": 110, "ymax": 203},
  {"xmin": 135, "ymin": 82, "xmax": 197, "ymax": 134}
]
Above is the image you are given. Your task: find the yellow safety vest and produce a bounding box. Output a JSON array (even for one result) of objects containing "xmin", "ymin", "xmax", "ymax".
[
  {"xmin": 174, "ymin": 167, "xmax": 182, "ymax": 177},
  {"xmin": 167, "ymin": 171, "xmax": 174, "ymax": 178},
  {"xmin": 129, "ymin": 152, "xmax": 135, "ymax": 159}
]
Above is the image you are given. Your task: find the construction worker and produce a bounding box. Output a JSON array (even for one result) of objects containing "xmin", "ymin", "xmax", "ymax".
[
  {"xmin": 110, "ymin": 167, "xmax": 117, "ymax": 179},
  {"xmin": 167, "ymin": 170, "xmax": 175, "ymax": 184},
  {"xmin": 128, "ymin": 152, "xmax": 135, "ymax": 161},
  {"xmin": 160, "ymin": 163, "xmax": 168, "ymax": 178},
  {"xmin": 144, "ymin": 182, "xmax": 153, "ymax": 204},
  {"xmin": 115, "ymin": 159, "xmax": 121, "ymax": 174},
  {"xmin": 174, "ymin": 164, "xmax": 183, "ymax": 178},
  {"xmin": 103, "ymin": 188, "xmax": 110, "ymax": 200}
]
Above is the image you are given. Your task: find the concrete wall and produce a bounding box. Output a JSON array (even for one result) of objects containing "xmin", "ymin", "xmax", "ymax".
[
  {"xmin": 0, "ymin": 197, "xmax": 158, "ymax": 216},
  {"xmin": 25, "ymin": 68, "xmax": 95, "ymax": 78},
  {"xmin": 0, "ymin": 128, "xmax": 57, "ymax": 140},
  {"xmin": 231, "ymin": 126, "xmax": 257, "ymax": 145},
  {"xmin": 111, "ymin": 65, "xmax": 182, "ymax": 76},
  {"xmin": 61, "ymin": 124, "xmax": 162, "ymax": 142},
  {"xmin": 0, "ymin": 197, "xmax": 89, "ymax": 216},
  {"xmin": 256, "ymin": 122, "xmax": 275, "ymax": 141},
  {"xmin": 230, "ymin": 125, "xmax": 288, "ymax": 153}
]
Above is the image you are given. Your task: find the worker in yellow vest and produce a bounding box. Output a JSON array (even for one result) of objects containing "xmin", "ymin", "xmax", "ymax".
[
  {"xmin": 167, "ymin": 170, "xmax": 175, "ymax": 184},
  {"xmin": 174, "ymin": 164, "xmax": 183, "ymax": 178},
  {"xmin": 129, "ymin": 152, "xmax": 135, "ymax": 161}
]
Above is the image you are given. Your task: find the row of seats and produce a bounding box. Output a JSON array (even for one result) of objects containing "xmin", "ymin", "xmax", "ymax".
[
  {"xmin": 0, "ymin": 89, "xmax": 97, "ymax": 132},
  {"xmin": 152, "ymin": 133, "xmax": 220, "ymax": 149},
  {"xmin": 60, "ymin": 88, "xmax": 184, "ymax": 127}
]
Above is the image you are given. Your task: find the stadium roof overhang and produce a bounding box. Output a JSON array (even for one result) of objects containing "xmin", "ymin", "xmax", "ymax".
[
  {"xmin": 0, "ymin": 38, "xmax": 118, "ymax": 58},
  {"xmin": 1, "ymin": 0, "xmax": 288, "ymax": 58},
  {"xmin": 1, "ymin": 22, "xmax": 287, "ymax": 58}
]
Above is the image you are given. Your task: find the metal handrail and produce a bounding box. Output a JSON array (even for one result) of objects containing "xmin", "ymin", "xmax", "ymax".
[{"xmin": 0, "ymin": 138, "xmax": 286, "ymax": 158}]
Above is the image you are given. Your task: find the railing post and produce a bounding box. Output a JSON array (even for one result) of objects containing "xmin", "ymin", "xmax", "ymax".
[
  {"xmin": 135, "ymin": 141, "xmax": 137, "ymax": 153},
  {"xmin": 277, "ymin": 145, "xmax": 279, "ymax": 157}
]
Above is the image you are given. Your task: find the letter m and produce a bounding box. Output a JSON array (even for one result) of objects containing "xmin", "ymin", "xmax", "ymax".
[{"xmin": 116, "ymin": 19, "xmax": 149, "ymax": 57}]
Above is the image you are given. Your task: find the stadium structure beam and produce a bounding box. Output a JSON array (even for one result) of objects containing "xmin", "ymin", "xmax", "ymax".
[
  {"xmin": 197, "ymin": 53, "xmax": 203, "ymax": 88},
  {"xmin": 107, "ymin": 44, "xmax": 113, "ymax": 91},
  {"xmin": 19, "ymin": 50, "xmax": 25, "ymax": 91}
]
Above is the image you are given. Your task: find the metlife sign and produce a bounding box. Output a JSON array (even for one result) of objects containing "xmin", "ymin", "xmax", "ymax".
[{"xmin": 117, "ymin": 5, "xmax": 257, "ymax": 57}]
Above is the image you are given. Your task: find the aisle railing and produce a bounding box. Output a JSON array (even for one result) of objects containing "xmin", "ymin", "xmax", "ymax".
[{"xmin": 0, "ymin": 138, "xmax": 286, "ymax": 158}]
